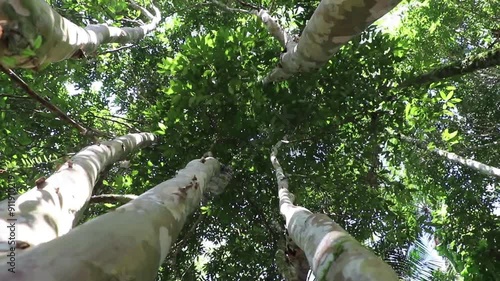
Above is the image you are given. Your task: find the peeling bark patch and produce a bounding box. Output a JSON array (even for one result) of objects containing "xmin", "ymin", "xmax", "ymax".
[
  {"xmin": 8, "ymin": 0, "xmax": 30, "ymax": 17},
  {"xmin": 15, "ymin": 240, "xmax": 30, "ymax": 249},
  {"xmin": 35, "ymin": 177, "xmax": 47, "ymax": 189},
  {"xmin": 55, "ymin": 188, "xmax": 64, "ymax": 208}
]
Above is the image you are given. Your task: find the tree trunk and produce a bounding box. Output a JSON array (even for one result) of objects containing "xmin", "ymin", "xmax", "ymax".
[
  {"xmin": 401, "ymin": 46, "xmax": 500, "ymax": 87},
  {"xmin": 0, "ymin": 133, "xmax": 156, "ymax": 253},
  {"xmin": 0, "ymin": 156, "xmax": 231, "ymax": 280},
  {"xmin": 0, "ymin": 0, "xmax": 160, "ymax": 68},
  {"xmin": 270, "ymin": 140, "xmax": 398, "ymax": 280},
  {"xmin": 401, "ymin": 134, "xmax": 500, "ymax": 178},
  {"xmin": 263, "ymin": 0, "xmax": 401, "ymax": 84}
]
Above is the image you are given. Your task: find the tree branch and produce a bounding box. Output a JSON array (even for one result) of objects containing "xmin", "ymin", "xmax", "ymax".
[
  {"xmin": 0, "ymin": 66, "xmax": 93, "ymax": 136},
  {"xmin": 0, "ymin": 94, "xmax": 30, "ymax": 99},
  {"xmin": 401, "ymin": 45, "xmax": 500, "ymax": 88},
  {"xmin": 207, "ymin": 0, "xmax": 253, "ymax": 14},
  {"xmin": 207, "ymin": 0, "xmax": 291, "ymax": 48},
  {"xmin": 399, "ymin": 133, "xmax": 500, "ymax": 178},
  {"xmin": 87, "ymin": 112, "xmax": 141, "ymax": 132},
  {"xmin": 100, "ymin": 44, "xmax": 137, "ymax": 55}
]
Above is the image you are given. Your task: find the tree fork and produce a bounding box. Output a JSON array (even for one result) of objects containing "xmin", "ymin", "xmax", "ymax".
[{"xmin": 0, "ymin": 156, "xmax": 232, "ymax": 280}]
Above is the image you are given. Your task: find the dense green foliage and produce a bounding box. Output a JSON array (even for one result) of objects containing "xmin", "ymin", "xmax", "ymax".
[{"xmin": 1, "ymin": 0, "xmax": 498, "ymax": 280}]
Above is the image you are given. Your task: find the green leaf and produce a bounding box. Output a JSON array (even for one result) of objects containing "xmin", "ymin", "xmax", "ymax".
[
  {"xmin": 439, "ymin": 90, "xmax": 447, "ymax": 100},
  {"xmin": 21, "ymin": 48, "xmax": 36, "ymax": 57},
  {"xmin": 1, "ymin": 57, "xmax": 16, "ymax": 68},
  {"xmin": 158, "ymin": 122, "xmax": 166, "ymax": 130},
  {"xmin": 442, "ymin": 129, "xmax": 458, "ymax": 141},
  {"xmin": 446, "ymin": 91, "xmax": 454, "ymax": 100},
  {"xmin": 405, "ymin": 103, "xmax": 411, "ymax": 119},
  {"xmin": 33, "ymin": 36, "xmax": 43, "ymax": 49}
]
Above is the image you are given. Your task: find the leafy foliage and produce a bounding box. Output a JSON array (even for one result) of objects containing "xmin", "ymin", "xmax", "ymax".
[{"xmin": 1, "ymin": 0, "xmax": 498, "ymax": 280}]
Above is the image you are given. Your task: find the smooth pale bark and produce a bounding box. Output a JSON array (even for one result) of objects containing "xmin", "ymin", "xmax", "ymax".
[
  {"xmin": 0, "ymin": 0, "xmax": 160, "ymax": 68},
  {"xmin": 0, "ymin": 133, "xmax": 156, "ymax": 253},
  {"xmin": 401, "ymin": 46, "xmax": 500, "ymax": 87},
  {"xmin": 210, "ymin": 0, "xmax": 293, "ymax": 50},
  {"xmin": 252, "ymin": 9, "xmax": 295, "ymax": 52},
  {"xmin": 0, "ymin": 156, "xmax": 231, "ymax": 280},
  {"xmin": 401, "ymin": 135, "xmax": 500, "ymax": 178},
  {"xmin": 263, "ymin": 0, "xmax": 402, "ymax": 84},
  {"xmin": 271, "ymin": 140, "xmax": 398, "ymax": 280}
]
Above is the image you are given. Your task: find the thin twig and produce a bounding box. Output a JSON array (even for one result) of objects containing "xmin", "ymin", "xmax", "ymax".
[
  {"xmin": 87, "ymin": 112, "xmax": 140, "ymax": 132},
  {"xmin": 0, "ymin": 94, "xmax": 30, "ymax": 99},
  {"xmin": 100, "ymin": 44, "xmax": 136, "ymax": 54},
  {"xmin": 89, "ymin": 194, "xmax": 138, "ymax": 204},
  {"xmin": 236, "ymin": 0, "xmax": 259, "ymax": 10},
  {"xmin": 207, "ymin": 0, "xmax": 252, "ymax": 13},
  {"xmin": 168, "ymin": 213, "xmax": 206, "ymax": 267}
]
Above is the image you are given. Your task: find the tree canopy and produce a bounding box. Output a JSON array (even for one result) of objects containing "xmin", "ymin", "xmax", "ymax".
[{"xmin": 0, "ymin": 0, "xmax": 498, "ymax": 280}]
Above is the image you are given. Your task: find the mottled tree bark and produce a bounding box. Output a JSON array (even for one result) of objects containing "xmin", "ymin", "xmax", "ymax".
[
  {"xmin": 210, "ymin": 0, "xmax": 401, "ymax": 84},
  {"xmin": 263, "ymin": 0, "xmax": 402, "ymax": 84},
  {"xmin": 0, "ymin": 0, "xmax": 160, "ymax": 68},
  {"xmin": 271, "ymin": 140, "xmax": 398, "ymax": 280},
  {"xmin": 0, "ymin": 156, "xmax": 232, "ymax": 280},
  {"xmin": 0, "ymin": 133, "xmax": 156, "ymax": 253}
]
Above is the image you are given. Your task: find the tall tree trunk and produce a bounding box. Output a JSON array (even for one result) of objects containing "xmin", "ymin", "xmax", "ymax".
[
  {"xmin": 0, "ymin": 156, "xmax": 231, "ymax": 280},
  {"xmin": 262, "ymin": 0, "xmax": 402, "ymax": 84},
  {"xmin": 0, "ymin": 0, "xmax": 160, "ymax": 68},
  {"xmin": 401, "ymin": 46, "xmax": 500, "ymax": 88},
  {"xmin": 401, "ymin": 134, "xmax": 500, "ymax": 178},
  {"xmin": 271, "ymin": 139, "xmax": 398, "ymax": 280},
  {"xmin": 0, "ymin": 133, "xmax": 156, "ymax": 253}
]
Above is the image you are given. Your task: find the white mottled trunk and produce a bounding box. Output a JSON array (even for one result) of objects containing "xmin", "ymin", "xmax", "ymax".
[
  {"xmin": 271, "ymin": 140, "xmax": 398, "ymax": 280},
  {"xmin": 0, "ymin": 133, "xmax": 156, "ymax": 252},
  {"xmin": 433, "ymin": 148, "xmax": 500, "ymax": 177},
  {"xmin": 263, "ymin": 0, "xmax": 401, "ymax": 84},
  {"xmin": 0, "ymin": 156, "xmax": 229, "ymax": 280},
  {"xmin": 0, "ymin": 0, "xmax": 160, "ymax": 68},
  {"xmin": 401, "ymin": 134, "xmax": 500, "ymax": 178}
]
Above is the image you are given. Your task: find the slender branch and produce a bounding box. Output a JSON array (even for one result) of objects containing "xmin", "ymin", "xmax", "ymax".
[
  {"xmin": 207, "ymin": 0, "xmax": 252, "ymax": 13},
  {"xmin": 0, "ymin": 66, "xmax": 92, "ymax": 136},
  {"xmin": 400, "ymin": 134, "xmax": 500, "ymax": 178},
  {"xmin": 236, "ymin": 0, "xmax": 259, "ymax": 10},
  {"xmin": 271, "ymin": 137, "xmax": 311, "ymax": 281},
  {"xmin": 401, "ymin": 46, "xmax": 500, "ymax": 88},
  {"xmin": 105, "ymin": 114, "xmax": 145, "ymax": 124},
  {"xmin": 100, "ymin": 44, "xmax": 136, "ymax": 54},
  {"xmin": 89, "ymin": 194, "xmax": 138, "ymax": 204},
  {"xmin": 87, "ymin": 112, "xmax": 140, "ymax": 132},
  {"xmin": 207, "ymin": 0, "xmax": 291, "ymax": 48},
  {"xmin": 0, "ymin": 94, "xmax": 30, "ymax": 99},
  {"xmin": 168, "ymin": 213, "xmax": 206, "ymax": 268}
]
